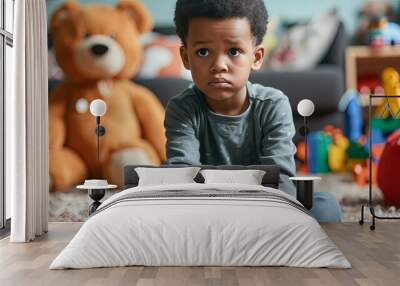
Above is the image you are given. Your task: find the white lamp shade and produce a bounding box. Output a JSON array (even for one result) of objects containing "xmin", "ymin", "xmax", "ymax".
[
  {"xmin": 90, "ymin": 99, "xmax": 107, "ymax": 117},
  {"xmin": 297, "ymin": 99, "xmax": 315, "ymax": 117}
]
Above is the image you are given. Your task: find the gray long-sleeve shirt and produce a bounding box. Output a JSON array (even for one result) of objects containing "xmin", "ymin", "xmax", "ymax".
[{"xmin": 165, "ymin": 82, "xmax": 297, "ymax": 196}]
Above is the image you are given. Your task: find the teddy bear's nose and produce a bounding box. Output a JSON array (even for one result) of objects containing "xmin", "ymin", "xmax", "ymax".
[{"xmin": 91, "ymin": 44, "xmax": 109, "ymax": 56}]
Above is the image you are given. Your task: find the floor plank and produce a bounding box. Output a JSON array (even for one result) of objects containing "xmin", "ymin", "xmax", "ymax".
[{"xmin": 0, "ymin": 222, "xmax": 399, "ymax": 286}]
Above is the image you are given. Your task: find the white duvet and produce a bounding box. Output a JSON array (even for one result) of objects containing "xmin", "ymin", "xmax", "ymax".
[{"xmin": 50, "ymin": 183, "xmax": 351, "ymax": 269}]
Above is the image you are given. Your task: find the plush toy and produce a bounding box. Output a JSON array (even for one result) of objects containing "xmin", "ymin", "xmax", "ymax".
[
  {"xmin": 138, "ymin": 32, "xmax": 192, "ymax": 80},
  {"xmin": 49, "ymin": 0, "xmax": 166, "ymax": 191},
  {"xmin": 377, "ymin": 130, "xmax": 400, "ymax": 206},
  {"xmin": 354, "ymin": 1, "xmax": 397, "ymax": 45},
  {"xmin": 367, "ymin": 15, "xmax": 400, "ymax": 48}
]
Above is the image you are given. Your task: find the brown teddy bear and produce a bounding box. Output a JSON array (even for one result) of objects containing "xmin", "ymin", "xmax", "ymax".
[{"xmin": 49, "ymin": 0, "xmax": 166, "ymax": 191}]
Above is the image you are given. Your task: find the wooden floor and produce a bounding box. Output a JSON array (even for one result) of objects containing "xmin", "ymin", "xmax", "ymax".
[{"xmin": 0, "ymin": 222, "xmax": 399, "ymax": 286}]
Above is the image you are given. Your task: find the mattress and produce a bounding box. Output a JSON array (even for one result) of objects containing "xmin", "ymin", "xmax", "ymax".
[{"xmin": 50, "ymin": 183, "xmax": 351, "ymax": 269}]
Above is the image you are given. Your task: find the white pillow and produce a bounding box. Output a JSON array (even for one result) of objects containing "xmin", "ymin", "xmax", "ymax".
[
  {"xmin": 268, "ymin": 10, "xmax": 339, "ymax": 71},
  {"xmin": 135, "ymin": 167, "xmax": 200, "ymax": 186},
  {"xmin": 200, "ymin": 169, "xmax": 266, "ymax": 185}
]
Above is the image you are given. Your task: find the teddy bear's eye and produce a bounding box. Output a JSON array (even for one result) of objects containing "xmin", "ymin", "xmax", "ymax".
[
  {"xmin": 84, "ymin": 32, "xmax": 91, "ymax": 39},
  {"xmin": 110, "ymin": 32, "xmax": 117, "ymax": 39}
]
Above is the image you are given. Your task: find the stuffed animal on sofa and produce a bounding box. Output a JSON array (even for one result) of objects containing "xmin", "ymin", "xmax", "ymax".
[{"xmin": 49, "ymin": 0, "xmax": 166, "ymax": 191}]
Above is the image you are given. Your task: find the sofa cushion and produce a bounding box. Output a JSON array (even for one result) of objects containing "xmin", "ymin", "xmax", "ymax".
[
  {"xmin": 250, "ymin": 66, "xmax": 344, "ymax": 114},
  {"xmin": 134, "ymin": 77, "xmax": 192, "ymax": 107}
]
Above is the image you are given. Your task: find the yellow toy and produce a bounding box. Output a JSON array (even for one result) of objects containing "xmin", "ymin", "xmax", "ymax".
[
  {"xmin": 325, "ymin": 126, "xmax": 349, "ymax": 172},
  {"xmin": 374, "ymin": 67, "xmax": 400, "ymax": 118},
  {"xmin": 328, "ymin": 134, "xmax": 350, "ymax": 172}
]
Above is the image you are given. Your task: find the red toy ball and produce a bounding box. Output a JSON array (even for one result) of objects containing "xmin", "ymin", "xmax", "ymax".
[{"xmin": 377, "ymin": 130, "xmax": 400, "ymax": 206}]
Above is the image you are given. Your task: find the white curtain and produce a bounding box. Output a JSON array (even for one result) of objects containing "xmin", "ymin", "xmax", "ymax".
[{"xmin": 7, "ymin": 0, "xmax": 49, "ymax": 242}]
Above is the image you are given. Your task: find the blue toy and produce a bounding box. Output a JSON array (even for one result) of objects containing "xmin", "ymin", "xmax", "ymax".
[
  {"xmin": 371, "ymin": 128, "xmax": 386, "ymax": 145},
  {"xmin": 338, "ymin": 90, "xmax": 363, "ymax": 142},
  {"xmin": 381, "ymin": 22, "xmax": 400, "ymax": 45},
  {"xmin": 368, "ymin": 16, "xmax": 400, "ymax": 47}
]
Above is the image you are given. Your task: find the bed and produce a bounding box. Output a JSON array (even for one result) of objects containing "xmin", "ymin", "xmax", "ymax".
[{"xmin": 50, "ymin": 165, "xmax": 351, "ymax": 269}]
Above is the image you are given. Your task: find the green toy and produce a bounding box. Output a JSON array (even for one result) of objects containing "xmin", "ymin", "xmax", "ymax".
[
  {"xmin": 371, "ymin": 118, "xmax": 400, "ymax": 133},
  {"xmin": 309, "ymin": 132, "xmax": 331, "ymax": 173},
  {"xmin": 347, "ymin": 142, "xmax": 369, "ymax": 159}
]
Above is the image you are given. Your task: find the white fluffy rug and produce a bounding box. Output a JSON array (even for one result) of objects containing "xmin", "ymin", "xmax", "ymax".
[{"xmin": 49, "ymin": 173, "xmax": 400, "ymax": 222}]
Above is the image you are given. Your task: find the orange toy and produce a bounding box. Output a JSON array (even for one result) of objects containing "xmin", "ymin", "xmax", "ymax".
[
  {"xmin": 49, "ymin": 1, "xmax": 166, "ymax": 191},
  {"xmin": 296, "ymin": 140, "xmax": 308, "ymax": 174},
  {"xmin": 352, "ymin": 161, "xmax": 377, "ymax": 187}
]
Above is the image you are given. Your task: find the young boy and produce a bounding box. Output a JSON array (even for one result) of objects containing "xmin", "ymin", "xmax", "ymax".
[{"xmin": 165, "ymin": 0, "xmax": 341, "ymax": 222}]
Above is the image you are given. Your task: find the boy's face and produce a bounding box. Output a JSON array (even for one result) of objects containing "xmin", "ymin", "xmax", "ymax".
[{"xmin": 180, "ymin": 18, "xmax": 264, "ymax": 102}]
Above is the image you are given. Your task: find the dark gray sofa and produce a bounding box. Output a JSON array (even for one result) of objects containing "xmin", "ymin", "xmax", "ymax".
[{"xmin": 136, "ymin": 22, "xmax": 346, "ymax": 140}]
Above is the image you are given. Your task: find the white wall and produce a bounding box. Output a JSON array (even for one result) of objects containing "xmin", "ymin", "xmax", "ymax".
[{"xmin": 46, "ymin": 0, "xmax": 400, "ymax": 35}]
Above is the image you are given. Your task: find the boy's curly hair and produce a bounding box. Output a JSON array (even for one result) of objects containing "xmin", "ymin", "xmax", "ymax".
[{"xmin": 174, "ymin": 0, "xmax": 268, "ymax": 46}]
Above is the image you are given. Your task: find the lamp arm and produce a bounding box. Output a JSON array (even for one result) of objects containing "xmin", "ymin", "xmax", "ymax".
[
  {"xmin": 96, "ymin": 117, "xmax": 100, "ymax": 163},
  {"xmin": 304, "ymin": 116, "xmax": 308, "ymax": 168},
  {"xmin": 94, "ymin": 116, "xmax": 106, "ymax": 162}
]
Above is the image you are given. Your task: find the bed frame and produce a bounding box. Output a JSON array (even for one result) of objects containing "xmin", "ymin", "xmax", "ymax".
[{"xmin": 123, "ymin": 165, "xmax": 280, "ymax": 189}]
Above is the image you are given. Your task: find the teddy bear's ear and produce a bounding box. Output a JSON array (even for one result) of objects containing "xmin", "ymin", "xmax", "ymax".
[
  {"xmin": 50, "ymin": 1, "xmax": 81, "ymax": 33},
  {"xmin": 117, "ymin": 0, "xmax": 153, "ymax": 35}
]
